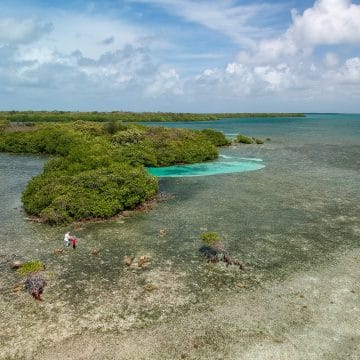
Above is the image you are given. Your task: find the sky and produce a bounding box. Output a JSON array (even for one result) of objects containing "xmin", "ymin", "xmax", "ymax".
[{"xmin": 0, "ymin": 0, "xmax": 359, "ymax": 112}]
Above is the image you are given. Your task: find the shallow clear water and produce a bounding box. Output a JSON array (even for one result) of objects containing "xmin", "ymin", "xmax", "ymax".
[
  {"xmin": 141, "ymin": 113, "xmax": 360, "ymax": 144},
  {"xmin": 1, "ymin": 113, "xmax": 359, "ymax": 358}
]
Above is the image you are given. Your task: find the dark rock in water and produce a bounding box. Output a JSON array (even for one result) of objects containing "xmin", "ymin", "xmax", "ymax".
[
  {"xmin": 24, "ymin": 274, "xmax": 47, "ymax": 301},
  {"xmin": 199, "ymin": 245, "xmax": 219, "ymax": 262},
  {"xmin": 199, "ymin": 242, "xmax": 246, "ymax": 270}
]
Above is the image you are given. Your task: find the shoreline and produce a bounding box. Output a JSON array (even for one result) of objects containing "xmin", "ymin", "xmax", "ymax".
[{"xmin": 23, "ymin": 191, "xmax": 176, "ymax": 227}]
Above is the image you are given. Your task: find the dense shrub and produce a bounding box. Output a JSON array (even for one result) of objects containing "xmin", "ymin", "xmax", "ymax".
[
  {"xmin": 111, "ymin": 127, "xmax": 144, "ymax": 145},
  {"xmin": 17, "ymin": 260, "xmax": 45, "ymax": 276},
  {"xmin": 0, "ymin": 119, "xmax": 9, "ymax": 132},
  {"xmin": 200, "ymin": 232, "xmax": 222, "ymax": 245},
  {"xmin": 200, "ymin": 129, "xmax": 231, "ymax": 146},
  {"xmin": 113, "ymin": 127, "xmax": 218, "ymax": 167},
  {"xmin": 104, "ymin": 120, "xmax": 128, "ymax": 135},
  {"xmin": 236, "ymin": 134, "xmax": 253, "ymax": 144},
  {"xmin": 0, "ymin": 125, "xmax": 78, "ymax": 155},
  {"xmin": 22, "ymin": 162, "xmax": 158, "ymax": 224},
  {"xmin": 142, "ymin": 127, "xmax": 218, "ymax": 165},
  {"xmin": 235, "ymin": 134, "xmax": 264, "ymax": 145}
]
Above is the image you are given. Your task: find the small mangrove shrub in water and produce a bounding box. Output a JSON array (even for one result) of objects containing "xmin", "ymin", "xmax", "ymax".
[
  {"xmin": 236, "ymin": 134, "xmax": 264, "ymax": 144},
  {"xmin": 199, "ymin": 232, "xmax": 246, "ymax": 269},
  {"xmin": 236, "ymin": 134, "xmax": 253, "ymax": 144},
  {"xmin": 200, "ymin": 232, "xmax": 222, "ymax": 245},
  {"xmin": 17, "ymin": 260, "xmax": 45, "ymax": 276}
]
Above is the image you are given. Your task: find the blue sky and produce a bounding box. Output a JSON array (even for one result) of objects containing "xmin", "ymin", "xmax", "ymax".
[{"xmin": 0, "ymin": 0, "xmax": 359, "ymax": 112}]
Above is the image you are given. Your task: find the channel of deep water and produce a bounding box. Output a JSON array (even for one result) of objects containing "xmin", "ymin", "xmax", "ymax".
[{"xmin": 0, "ymin": 114, "xmax": 359, "ymax": 359}]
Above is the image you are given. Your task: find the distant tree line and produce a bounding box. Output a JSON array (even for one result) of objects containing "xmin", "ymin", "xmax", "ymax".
[{"xmin": 0, "ymin": 111, "xmax": 305, "ymax": 123}]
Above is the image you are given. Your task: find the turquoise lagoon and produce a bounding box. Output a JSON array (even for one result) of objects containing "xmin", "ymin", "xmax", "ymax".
[{"xmin": 147, "ymin": 156, "xmax": 265, "ymax": 177}]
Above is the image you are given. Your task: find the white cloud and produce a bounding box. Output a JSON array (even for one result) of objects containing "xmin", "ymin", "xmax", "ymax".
[
  {"xmin": 0, "ymin": 1, "xmax": 359, "ymax": 112},
  {"xmin": 187, "ymin": 53, "xmax": 360, "ymax": 109},
  {"xmin": 131, "ymin": 0, "xmax": 282, "ymax": 46},
  {"xmin": 290, "ymin": 0, "xmax": 360, "ymax": 47},
  {"xmin": 330, "ymin": 57, "xmax": 360, "ymax": 83},
  {"xmin": 254, "ymin": 64, "xmax": 296, "ymax": 91},
  {"xmin": 0, "ymin": 17, "xmax": 52, "ymax": 44},
  {"xmin": 239, "ymin": 0, "xmax": 360, "ymax": 64},
  {"xmin": 42, "ymin": 14, "xmax": 145, "ymax": 58},
  {"xmin": 145, "ymin": 68, "xmax": 183, "ymax": 96},
  {"xmin": 324, "ymin": 52, "xmax": 340, "ymax": 67}
]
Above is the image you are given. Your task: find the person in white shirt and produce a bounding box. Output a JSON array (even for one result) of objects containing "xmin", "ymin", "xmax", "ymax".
[{"xmin": 64, "ymin": 232, "xmax": 71, "ymax": 247}]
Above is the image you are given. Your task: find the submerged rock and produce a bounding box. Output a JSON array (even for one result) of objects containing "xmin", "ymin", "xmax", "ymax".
[
  {"xmin": 159, "ymin": 229, "xmax": 167, "ymax": 237},
  {"xmin": 10, "ymin": 260, "xmax": 23, "ymax": 269},
  {"xmin": 144, "ymin": 284, "xmax": 158, "ymax": 292},
  {"xmin": 53, "ymin": 248, "xmax": 64, "ymax": 255},
  {"xmin": 138, "ymin": 255, "xmax": 151, "ymax": 268},
  {"xmin": 124, "ymin": 255, "xmax": 152, "ymax": 269},
  {"xmin": 12, "ymin": 283, "xmax": 24, "ymax": 293},
  {"xmin": 199, "ymin": 242, "xmax": 246, "ymax": 270},
  {"xmin": 24, "ymin": 274, "xmax": 47, "ymax": 301},
  {"xmin": 123, "ymin": 255, "xmax": 135, "ymax": 267}
]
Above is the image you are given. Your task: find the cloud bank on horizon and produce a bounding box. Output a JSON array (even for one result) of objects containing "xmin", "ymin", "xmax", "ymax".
[{"xmin": 0, "ymin": 0, "xmax": 359, "ymax": 112}]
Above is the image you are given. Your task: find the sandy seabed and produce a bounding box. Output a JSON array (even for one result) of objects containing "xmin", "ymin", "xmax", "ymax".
[{"xmin": 35, "ymin": 248, "xmax": 360, "ymax": 360}]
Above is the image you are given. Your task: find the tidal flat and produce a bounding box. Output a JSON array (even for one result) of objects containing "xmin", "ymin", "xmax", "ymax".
[{"xmin": 0, "ymin": 114, "xmax": 359, "ymax": 359}]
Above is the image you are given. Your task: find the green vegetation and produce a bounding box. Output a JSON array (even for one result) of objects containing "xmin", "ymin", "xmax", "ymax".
[
  {"xmin": 236, "ymin": 134, "xmax": 264, "ymax": 144},
  {"xmin": 200, "ymin": 232, "xmax": 222, "ymax": 245},
  {"xmin": 199, "ymin": 129, "xmax": 231, "ymax": 146},
  {"xmin": 117, "ymin": 126, "xmax": 218, "ymax": 167},
  {"xmin": 0, "ymin": 121, "xmax": 222, "ymax": 224},
  {"xmin": 0, "ymin": 111, "xmax": 305, "ymax": 123},
  {"xmin": 236, "ymin": 134, "xmax": 253, "ymax": 144},
  {"xmin": 17, "ymin": 260, "xmax": 45, "ymax": 276},
  {"xmin": 0, "ymin": 119, "xmax": 9, "ymax": 131}
]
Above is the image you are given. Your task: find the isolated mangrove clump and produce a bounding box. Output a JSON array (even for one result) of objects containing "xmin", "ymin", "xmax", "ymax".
[
  {"xmin": 200, "ymin": 231, "xmax": 222, "ymax": 245},
  {"xmin": 11, "ymin": 259, "xmax": 47, "ymax": 300},
  {"xmin": 16, "ymin": 259, "xmax": 45, "ymax": 276},
  {"xmin": 236, "ymin": 134, "xmax": 264, "ymax": 144},
  {"xmin": 199, "ymin": 232, "xmax": 246, "ymax": 269}
]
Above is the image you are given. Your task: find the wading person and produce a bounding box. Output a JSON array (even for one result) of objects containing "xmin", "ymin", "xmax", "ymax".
[
  {"xmin": 64, "ymin": 232, "xmax": 71, "ymax": 247},
  {"xmin": 71, "ymin": 236, "xmax": 77, "ymax": 249}
]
